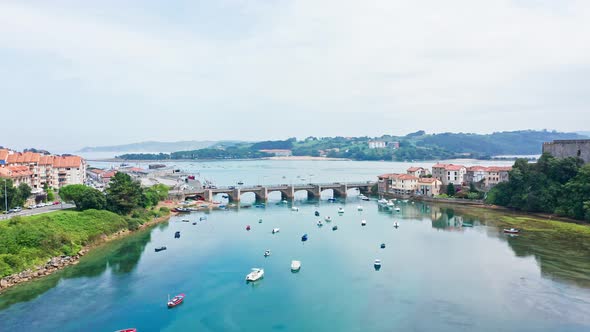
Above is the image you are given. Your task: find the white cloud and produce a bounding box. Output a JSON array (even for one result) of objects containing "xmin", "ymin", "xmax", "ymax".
[{"xmin": 0, "ymin": 0, "xmax": 589, "ymax": 149}]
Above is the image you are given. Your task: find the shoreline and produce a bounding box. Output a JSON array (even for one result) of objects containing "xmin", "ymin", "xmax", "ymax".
[
  {"xmin": 87, "ymin": 156, "xmax": 351, "ymax": 162},
  {"xmin": 0, "ymin": 213, "xmax": 172, "ymax": 293}
]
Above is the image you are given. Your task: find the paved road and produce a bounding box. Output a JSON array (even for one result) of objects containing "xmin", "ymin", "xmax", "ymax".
[{"xmin": 0, "ymin": 203, "xmax": 75, "ymax": 220}]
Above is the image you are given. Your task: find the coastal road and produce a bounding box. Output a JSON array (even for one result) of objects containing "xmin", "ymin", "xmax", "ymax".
[{"xmin": 0, "ymin": 203, "xmax": 75, "ymax": 221}]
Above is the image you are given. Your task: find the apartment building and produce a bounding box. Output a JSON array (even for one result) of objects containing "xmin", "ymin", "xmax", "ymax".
[{"xmin": 0, "ymin": 149, "xmax": 86, "ymax": 191}]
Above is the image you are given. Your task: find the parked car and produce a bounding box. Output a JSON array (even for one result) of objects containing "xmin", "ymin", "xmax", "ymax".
[{"xmin": 53, "ymin": 201, "xmax": 60, "ymax": 205}]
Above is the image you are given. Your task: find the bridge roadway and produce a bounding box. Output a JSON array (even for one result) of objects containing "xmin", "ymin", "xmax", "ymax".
[{"xmin": 169, "ymin": 182, "xmax": 376, "ymax": 202}]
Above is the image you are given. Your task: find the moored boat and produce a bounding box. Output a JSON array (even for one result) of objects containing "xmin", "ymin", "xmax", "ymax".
[
  {"xmin": 246, "ymin": 225, "xmax": 251, "ymax": 231},
  {"xmin": 272, "ymin": 228, "xmax": 280, "ymax": 234},
  {"xmin": 291, "ymin": 206, "xmax": 299, "ymax": 211},
  {"xmin": 301, "ymin": 233, "xmax": 308, "ymax": 242},
  {"xmin": 174, "ymin": 207, "xmax": 190, "ymax": 213},
  {"xmin": 155, "ymin": 246, "xmax": 167, "ymax": 252},
  {"xmin": 338, "ymin": 207, "xmax": 344, "ymax": 214},
  {"xmin": 114, "ymin": 329, "xmax": 137, "ymax": 332},
  {"xmin": 332, "ymin": 225, "xmax": 338, "ymax": 231},
  {"xmin": 361, "ymin": 219, "xmax": 367, "ymax": 226},
  {"xmin": 380, "ymin": 243, "xmax": 386, "ymax": 249},
  {"xmin": 503, "ymin": 228, "xmax": 520, "ymax": 234},
  {"xmin": 327, "ymin": 198, "xmax": 336, "ymax": 202},
  {"xmin": 324, "ymin": 216, "xmax": 332, "ymax": 222},
  {"xmin": 386, "ymin": 200, "xmax": 395, "ymax": 207},
  {"xmin": 462, "ymin": 222, "xmax": 474, "ymax": 227},
  {"xmin": 378, "ymin": 198, "xmax": 388, "ymax": 204},
  {"xmin": 317, "ymin": 220, "xmax": 323, "ymax": 227},
  {"xmin": 357, "ymin": 205, "xmax": 363, "ymax": 211},
  {"xmin": 291, "ymin": 260, "xmax": 301, "ymax": 272},
  {"xmin": 174, "ymin": 231, "xmax": 181, "ymax": 238},
  {"xmin": 393, "ymin": 222, "xmax": 399, "ymax": 228},
  {"xmin": 246, "ymin": 268, "xmax": 264, "ymax": 282},
  {"xmin": 167, "ymin": 293, "xmax": 185, "ymax": 308},
  {"xmin": 181, "ymin": 219, "xmax": 189, "ymax": 222},
  {"xmin": 264, "ymin": 249, "xmax": 271, "ymax": 257},
  {"xmin": 315, "ymin": 211, "xmax": 320, "ymax": 216},
  {"xmin": 374, "ymin": 259, "xmax": 382, "ymax": 270},
  {"xmin": 395, "ymin": 207, "xmax": 401, "ymax": 212}
]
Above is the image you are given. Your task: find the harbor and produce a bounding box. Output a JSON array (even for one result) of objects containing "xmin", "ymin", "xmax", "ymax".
[{"xmin": 1, "ymin": 197, "xmax": 589, "ymax": 331}]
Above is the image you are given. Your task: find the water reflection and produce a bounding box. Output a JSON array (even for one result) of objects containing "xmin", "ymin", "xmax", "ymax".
[{"xmin": 0, "ymin": 224, "xmax": 158, "ymax": 310}]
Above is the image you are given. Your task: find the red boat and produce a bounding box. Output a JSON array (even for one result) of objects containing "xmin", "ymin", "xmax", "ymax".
[
  {"xmin": 503, "ymin": 228, "xmax": 520, "ymax": 234},
  {"xmin": 114, "ymin": 329, "xmax": 136, "ymax": 332},
  {"xmin": 167, "ymin": 293, "xmax": 185, "ymax": 308},
  {"xmin": 246, "ymin": 225, "xmax": 251, "ymax": 231}
]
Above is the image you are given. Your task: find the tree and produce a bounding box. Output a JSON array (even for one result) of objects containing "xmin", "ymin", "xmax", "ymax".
[
  {"xmin": 142, "ymin": 184, "xmax": 169, "ymax": 207},
  {"xmin": 15, "ymin": 183, "xmax": 32, "ymax": 206},
  {"xmin": 106, "ymin": 173, "xmax": 144, "ymax": 215},
  {"xmin": 0, "ymin": 179, "xmax": 18, "ymax": 209},
  {"xmin": 59, "ymin": 184, "xmax": 105, "ymax": 210},
  {"xmin": 78, "ymin": 188, "xmax": 107, "ymax": 210},
  {"xmin": 46, "ymin": 188, "xmax": 55, "ymax": 202},
  {"xmin": 446, "ymin": 183, "xmax": 456, "ymax": 196}
]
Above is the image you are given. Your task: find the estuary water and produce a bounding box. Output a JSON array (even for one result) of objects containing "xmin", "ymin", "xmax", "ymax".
[
  {"xmin": 1, "ymin": 159, "xmax": 589, "ymax": 331},
  {"xmin": 1, "ymin": 200, "xmax": 590, "ymax": 332}
]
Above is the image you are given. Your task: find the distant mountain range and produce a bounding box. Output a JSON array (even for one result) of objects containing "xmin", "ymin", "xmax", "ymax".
[
  {"xmin": 576, "ymin": 131, "xmax": 590, "ymax": 137},
  {"xmin": 78, "ymin": 140, "xmax": 243, "ymax": 153}
]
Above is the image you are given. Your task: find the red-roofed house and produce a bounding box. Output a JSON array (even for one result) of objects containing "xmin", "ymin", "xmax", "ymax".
[
  {"xmin": 417, "ymin": 177, "xmax": 442, "ymax": 197},
  {"xmin": 431, "ymin": 163, "xmax": 466, "ymax": 186},
  {"xmin": 377, "ymin": 173, "xmax": 419, "ymax": 196},
  {"xmin": 0, "ymin": 165, "xmax": 33, "ymax": 187},
  {"xmin": 485, "ymin": 166, "xmax": 512, "ymax": 188},
  {"xmin": 407, "ymin": 166, "xmax": 430, "ymax": 178}
]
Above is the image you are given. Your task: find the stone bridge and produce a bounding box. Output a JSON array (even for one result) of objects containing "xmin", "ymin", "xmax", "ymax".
[{"xmin": 169, "ymin": 182, "xmax": 376, "ymax": 202}]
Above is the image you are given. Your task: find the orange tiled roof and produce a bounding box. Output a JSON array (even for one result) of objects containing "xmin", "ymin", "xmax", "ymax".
[
  {"xmin": 392, "ymin": 174, "xmax": 419, "ymax": 180},
  {"xmin": 52, "ymin": 156, "xmax": 82, "ymax": 168},
  {"xmin": 39, "ymin": 155, "xmax": 54, "ymax": 165},
  {"xmin": 102, "ymin": 170, "xmax": 117, "ymax": 178},
  {"xmin": 407, "ymin": 167, "xmax": 423, "ymax": 172},
  {"xmin": 377, "ymin": 173, "xmax": 397, "ymax": 179},
  {"xmin": 467, "ymin": 166, "xmax": 488, "ymax": 172},
  {"xmin": 432, "ymin": 163, "xmax": 449, "ymax": 168},
  {"xmin": 0, "ymin": 165, "xmax": 33, "ymax": 178},
  {"xmin": 0, "ymin": 149, "xmax": 9, "ymax": 162},
  {"xmin": 487, "ymin": 166, "xmax": 512, "ymax": 172},
  {"xmin": 445, "ymin": 164, "xmax": 465, "ymax": 171}
]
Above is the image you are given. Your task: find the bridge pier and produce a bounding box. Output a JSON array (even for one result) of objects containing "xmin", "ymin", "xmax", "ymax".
[
  {"xmin": 227, "ymin": 188, "xmax": 241, "ymax": 202},
  {"xmin": 307, "ymin": 185, "xmax": 321, "ymax": 200},
  {"xmin": 333, "ymin": 184, "xmax": 348, "ymax": 198},
  {"xmin": 203, "ymin": 189, "xmax": 213, "ymax": 202},
  {"xmin": 280, "ymin": 187, "xmax": 295, "ymax": 200}
]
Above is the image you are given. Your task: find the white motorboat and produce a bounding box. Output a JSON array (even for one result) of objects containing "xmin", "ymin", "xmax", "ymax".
[
  {"xmin": 395, "ymin": 207, "xmax": 401, "ymax": 212},
  {"xmin": 393, "ymin": 222, "xmax": 399, "ymax": 228},
  {"xmin": 246, "ymin": 268, "xmax": 264, "ymax": 282},
  {"xmin": 324, "ymin": 216, "xmax": 332, "ymax": 222},
  {"xmin": 291, "ymin": 206, "xmax": 299, "ymax": 211},
  {"xmin": 281, "ymin": 200, "xmax": 288, "ymax": 204},
  {"xmin": 357, "ymin": 205, "xmax": 363, "ymax": 211},
  {"xmin": 338, "ymin": 207, "xmax": 344, "ymax": 214},
  {"xmin": 386, "ymin": 200, "xmax": 395, "ymax": 207},
  {"xmin": 317, "ymin": 220, "xmax": 323, "ymax": 227},
  {"xmin": 264, "ymin": 249, "xmax": 271, "ymax": 257},
  {"xmin": 272, "ymin": 228, "xmax": 280, "ymax": 234},
  {"xmin": 378, "ymin": 198, "xmax": 388, "ymax": 204},
  {"xmin": 291, "ymin": 260, "xmax": 301, "ymax": 272},
  {"xmin": 361, "ymin": 219, "xmax": 367, "ymax": 226}
]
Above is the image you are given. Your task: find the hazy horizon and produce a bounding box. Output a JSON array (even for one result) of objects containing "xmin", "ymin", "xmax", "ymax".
[{"xmin": 2, "ymin": 1, "xmax": 590, "ymax": 152}]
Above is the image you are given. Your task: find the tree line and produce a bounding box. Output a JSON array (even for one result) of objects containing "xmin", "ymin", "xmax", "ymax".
[
  {"xmin": 486, "ymin": 154, "xmax": 590, "ymax": 221},
  {"xmin": 59, "ymin": 173, "xmax": 169, "ymax": 214}
]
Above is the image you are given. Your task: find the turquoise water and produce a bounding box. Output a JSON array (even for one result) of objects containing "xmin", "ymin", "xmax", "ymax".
[{"xmin": 1, "ymin": 199, "xmax": 590, "ymax": 331}]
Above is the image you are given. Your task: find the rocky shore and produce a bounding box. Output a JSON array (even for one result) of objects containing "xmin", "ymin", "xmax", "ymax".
[{"xmin": 0, "ymin": 214, "xmax": 171, "ymax": 293}]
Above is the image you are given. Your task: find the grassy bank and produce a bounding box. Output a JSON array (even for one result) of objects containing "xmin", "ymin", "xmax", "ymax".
[{"xmin": 0, "ymin": 207, "xmax": 170, "ymax": 278}]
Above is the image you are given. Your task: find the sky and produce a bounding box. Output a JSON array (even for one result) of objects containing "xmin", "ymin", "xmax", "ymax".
[{"xmin": 1, "ymin": 0, "xmax": 589, "ymax": 152}]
